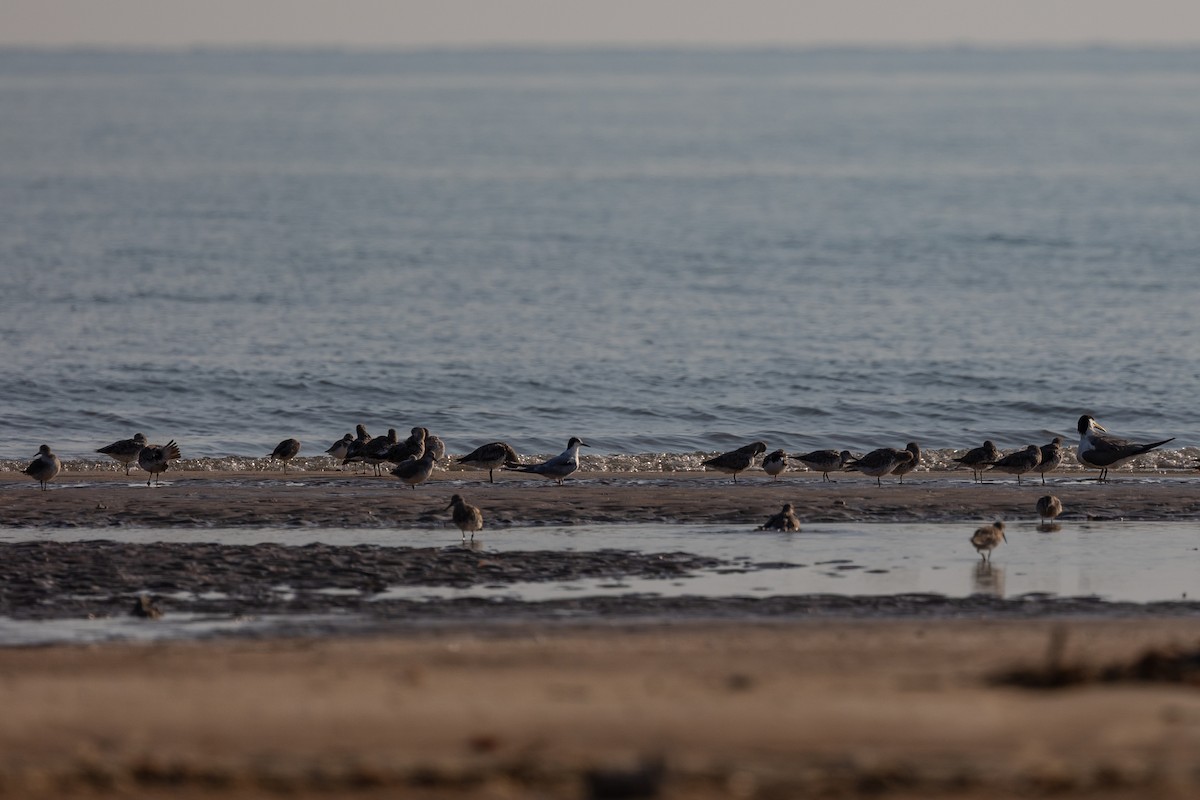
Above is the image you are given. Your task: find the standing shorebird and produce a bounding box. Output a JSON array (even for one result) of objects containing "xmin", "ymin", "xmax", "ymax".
[
  {"xmin": 97, "ymin": 433, "xmax": 147, "ymax": 475},
  {"xmin": 988, "ymin": 445, "xmax": 1042, "ymax": 485},
  {"xmin": 509, "ymin": 437, "xmax": 588, "ymax": 485},
  {"xmin": 341, "ymin": 425, "xmax": 374, "ymax": 472},
  {"xmin": 267, "ymin": 438, "xmax": 301, "ymax": 474},
  {"xmin": 761, "ymin": 449, "xmax": 788, "ymax": 481},
  {"xmin": 757, "ymin": 502, "xmax": 801, "ymax": 531},
  {"xmin": 1076, "ymin": 415, "xmax": 1175, "ymax": 483},
  {"xmin": 794, "ymin": 449, "xmax": 852, "ymax": 482},
  {"xmin": 953, "ymin": 440, "xmax": 999, "ymax": 484},
  {"xmin": 890, "ymin": 442, "xmax": 921, "ymax": 483},
  {"xmin": 1036, "ymin": 494, "xmax": 1063, "ymax": 524},
  {"xmin": 23, "ymin": 444, "xmax": 62, "ymax": 490},
  {"xmin": 846, "ymin": 444, "xmax": 916, "ymax": 486},
  {"xmin": 391, "ymin": 449, "xmax": 437, "ymax": 490},
  {"xmin": 970, "ymin": 521, "xmax": 1006, "ymax": 561},
  {"xmin": 1038, "ymin": 437, "xmax": 1063, "ymax": 485},
  {"xmin": 445, "ymin": 494, "xmax": 484, "ymax": 541},
  {"xmin": 702, "ymin": 441, "xmax": 767, "ymax": 484},
  {"xmin": 457, "ymin": 441, "xmax": 520, "ymax": 483},
  {"xmin": 138, "ymin": 440, "xmax": 181, "ymax": 486},
  {"xmin": 325, "ymin": 433, "xmax": 353, "ymax": 464},
  {"xmin": 386, "ymin": 427, "xmax": 427, "ymax": 466}
]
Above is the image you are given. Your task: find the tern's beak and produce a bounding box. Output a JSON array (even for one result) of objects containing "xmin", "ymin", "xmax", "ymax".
[{"xmin": 1093, "ymin": 421, "xmax": 1108, "ymax": 433}]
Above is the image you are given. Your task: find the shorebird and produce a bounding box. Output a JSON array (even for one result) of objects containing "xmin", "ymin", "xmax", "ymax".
[
  {"xmin": 702, "ymin": 441, "xmax": 766, "ymax": 483},
  {"xmin": 386, "ymin": 427, "xmax": 427, "ymax": 466},
  {"xmin": 846, "ymin": 444, "xmax": 916, "ymax": 486},
  {"xmin": 890, "ymin": 442, "xmax": 921, "ymax": 483},
  {"xmin": 425, "ymin": 434, "xmax": 446, "ymax": 461},
  {"xmin": 1036, "ymin": 494, "xmax": 1063, "ymax": 524},
  {"xmin": 96, "ymin": 433, "xmax": 147, "ymax": 475},
  {"xmin": 1038, "ymin": 437, "xmax": 1063, "ymax": 484},
  {"xmin": 988, "ymin": 445, "xmax": 1042, "ymax": 484},
  {"xmin": 360, "ymin": 428, "xmax": 398, "ymax": 476},
  {"xmin": 509, "ymin": 437, "xmax": 588, "ymax": 485},
  {"xmin": 970, "ymin": 521, "xmax": 1006, "ymax": 561},
  {"xmin": 953, "ymin": 440, "xmax": 999, "ymax": 484},
  {"xmin": 757, "ymin": 502, "xmax": 801, "ymax": 531},
  {"xmin": 793, "ymin": 449, "xmax": 852, "ymax": 481},
  {"xmin": 341, "ymin": 425, "xmax": 373, "ymax": 472},
  {"xmin": 445, "ymin": 494, "xmax": 484, "ymax": 541},
  {"xmin": 324, "ymin": 433, "xmax": 354, "ymax": 463},
  {"xmin": 457, "ymin": 441, "xmax": 520, "ymax": 483},
  {"xmin": 1076, "ymin": 414, "xmax": 1175, "ymax": 482},
  {"xmin": 23, "ymin": 444, "xmax": 62, "ymax": 490},
  {"xmin": 138, "ymin": 440, "xmax": 181, "ymax": 486},
  {"xmin": 267, "ymin": 438, "xmax": 301, "ymax": 474},
  {"xmin": 761, "ymin": 449, "xmax": 788, "ymax": 481},
  {"xmin": 391, "ymin": 449, "xmax": 437, "ymax": 489}
]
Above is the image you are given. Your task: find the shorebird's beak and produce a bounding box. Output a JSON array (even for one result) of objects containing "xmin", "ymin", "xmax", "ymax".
[{"xmin": 1093, "ymin": 420, "xmax": 1108, "ymax": 433}]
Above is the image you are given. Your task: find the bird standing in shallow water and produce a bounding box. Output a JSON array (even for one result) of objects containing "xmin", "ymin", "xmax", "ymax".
[
  {"xmin": 1036, "ymin": 494, "xmax": 1063, "ymax": 524},
  {"xmin": 138, "ymin": 440, "xmax": 181, "ymax": 486},
  {"xmin": 757, "ymin": 503, "xmax": 801, "ymax": 531},
  {"xmin": 457, "ymin": 441, "xmax": 520, "ymax": 483},
  {"xmin": 23, "ymin": 444, "xmax": 61, "ymax": 490},
  {"xmin": 970, "ymin": 521, "xmax": 1006, "ymax": 561},
  {"xmin": 97, "ymin": 433, "xmax": 147, "ymax": 475},
  {"xmin": 1076, "ymin": 414, "xmax": 1174, "ymax": 482},
  {"xmin": 446, "ymin": 494, "xmax": 484, "ymax": 541},
  {"xmin": 267, "ymin": 438, "xmax": 301, "ymax": 474},
  {"xmin": 761, "ymin": 449, "xmax": 787, "ymax": 481},
  {"xmin": 953, "ymin": 441, "xmax": 999, "ymax": 484},
  {"xmin": 702, "ymin": 441, "xmax": 766, "ymax": 484},
  {"xmin": 988, "ymin": 445, "xmax": 1042, "ymax": 485}
]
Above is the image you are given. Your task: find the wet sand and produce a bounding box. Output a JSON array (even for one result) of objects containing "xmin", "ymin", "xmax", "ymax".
[
  {"xmin": 2, "ymin": 469, "xmax": 1199, "ymax": 527},
  {"xmin": 2, "ymin": 618, "xmax": 1200, "ymax": 799},
  {"xmin": 4, "ymin": 470, "xmax": 1199, "ymax": 798}
]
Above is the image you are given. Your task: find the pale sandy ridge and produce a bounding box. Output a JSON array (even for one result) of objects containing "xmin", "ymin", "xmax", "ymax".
[{"xmin": 1, "ymin": 619, "xmax": 1198, "ymax": 798}]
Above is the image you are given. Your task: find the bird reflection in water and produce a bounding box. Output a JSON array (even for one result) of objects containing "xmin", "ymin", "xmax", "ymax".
[
  {"xmin": 972, "ymin": 560, "xmax": 1005, "ymax": 597},
  {"xmin": 1037, "ymin": 522, "xmax": 1063, "ymax": 533}
]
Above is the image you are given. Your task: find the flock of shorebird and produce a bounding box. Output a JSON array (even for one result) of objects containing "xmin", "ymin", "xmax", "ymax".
[{"xmin": 15, "ymin": 414, "xmax": 1186, "ymax": 547}]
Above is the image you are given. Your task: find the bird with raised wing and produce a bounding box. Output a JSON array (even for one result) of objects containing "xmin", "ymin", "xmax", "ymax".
[{"xmin": 138, "ymin": 440, "xmax": 181, "ymax": 486}]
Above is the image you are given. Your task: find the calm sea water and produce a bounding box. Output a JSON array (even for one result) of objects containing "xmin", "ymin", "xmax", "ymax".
[{"xmin": 2, "ymin": 48, "xmax": 1199, "ymax": 463}]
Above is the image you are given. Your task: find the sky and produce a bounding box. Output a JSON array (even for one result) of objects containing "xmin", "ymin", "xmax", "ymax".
[{"xmin": 3, "ymin": 0, "xmax": 1200, "ymax": 48}]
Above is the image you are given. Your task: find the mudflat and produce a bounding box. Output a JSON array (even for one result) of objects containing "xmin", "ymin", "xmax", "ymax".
[{"xmin": 2, "ymin": 470, "xmax": 1198, "ymax": 527}]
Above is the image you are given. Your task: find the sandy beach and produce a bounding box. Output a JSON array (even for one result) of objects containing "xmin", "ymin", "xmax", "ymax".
[
  {"xmin": 2, "ymin": 469, "xmax": 1198, "ymax": 527},
  {"xmin": 2, "ymin": 618, "xmax": 1199, "ymax": 798},
  {"xmin": 3, "ymin": 470, "xmax": 1199, "ymax": 798}
]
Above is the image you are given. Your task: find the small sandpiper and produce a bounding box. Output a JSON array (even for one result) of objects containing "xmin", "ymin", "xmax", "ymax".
[
  {"xmin": 97, "ymin": 433, "xmax": 147, "ymax": 475},
  {"xmin": 970, "ymin": 521, "xmax": 1006, "ymax": 561},
  {"xmin": 138, "ymin": 440, "xmax": 181, "ymax": 486},
  {"xmin": 1036, "ymin": 494, "xmax": 1063, "ymax": 524},
  {"xmin": 445, "ymin": 494, "xmax": 484, "ymax": 541},
  {"xmin": 890, "ymin": 442, "xmax": 921, "ymax": 483},
  {"xmin": 757, "ymin": 502, "xmax": 801, "ymax": 531},
  {"xmin": 988, "ymin": 445, "xmax": 1042, "ymax": 485},
  {"xmin": 793, "ymin": 449, "xmax": 852, "ymax": 482},
  {"xmin": 23, "ymin": 444, "xmax": 62, "ymax": 490},
  {"xmin": 761, "ymin": 449, "xmax": 788, "ymax": 481},
  {"xmin": 509, "ymin": 437, "xmax": 588, "ymax": 485},
  {"xmin": 702, "ymin": 441, "xmax": 767, "ymax": 484},
  {"xmin": 457, "ymin": 441, "xmax": 520, "ymax": 483},
  {"xmin": 325, "ymin": 433, "xmax": 354, "ymax": 466},
  {"xmin": 267, "ymin": 438, "xmax": 301, "ymax": 474},
  {"xmin": 953, "ymin": 440, "xmax": 999, "ymax": 484}
]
